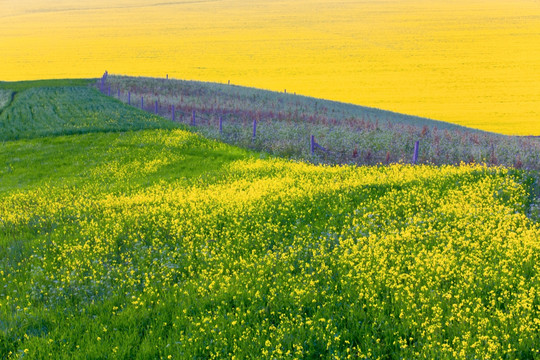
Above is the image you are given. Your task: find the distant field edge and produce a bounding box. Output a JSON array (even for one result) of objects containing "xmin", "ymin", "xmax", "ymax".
[
  {"xmin": 0, "ymin": 75, "xmax": 526, "ymax": 138},
  {"xmin": 0, "ymin": 78, "xmax": 96, "ymax": 92},
  {"xmin": 110, "ymin": 73, "xmax": 505, "ymax": 137}
]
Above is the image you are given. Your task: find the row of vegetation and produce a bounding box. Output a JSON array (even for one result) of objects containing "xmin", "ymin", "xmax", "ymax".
[
  {"xmin": 103, "ymin": 75, "xmax": 540, "ymax": 170},
  {"xmin": 0, "ymin": 84, "xmax": 176, "ymax": 141}
]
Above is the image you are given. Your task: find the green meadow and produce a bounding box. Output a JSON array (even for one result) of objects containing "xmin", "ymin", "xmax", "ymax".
[
  {"xmin": 1, "ymin": 80, "xmax": 539, "ymax": 359},
  {"xmin": 0, "ymin": 81, "xmax": 176, "ymax": 141}
]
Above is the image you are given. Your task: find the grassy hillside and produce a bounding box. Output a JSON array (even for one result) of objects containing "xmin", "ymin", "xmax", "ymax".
[
  {"xmin": 1, "ymin": 128, "xmax": 540, "ymax": 359},
  {"xmin": 1, "ymin": 80, "xmax": 540, "ymax": 358},
  {"xmin": 103, "ymin": 75, "xmax": 540, "ymax": 170},
  {"xmin": 0, "ymin": 82, "xmax": 176, "ymax": 141}
]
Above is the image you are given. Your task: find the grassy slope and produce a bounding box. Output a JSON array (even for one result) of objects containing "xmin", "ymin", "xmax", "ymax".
[
  {"xmin": 2, "ymin": 130, "xmax": 540, "ymax": 359},
  {"xmin": 1, "ymin": 79, "xmax": 540, "ymax": 359},
  {"xmin": 105, "ymin": 75, "xmax": 540, "ymax": 170},
  {"xmin": 0, "ymin": 82, "xmax": 177, "ymax": 141}
]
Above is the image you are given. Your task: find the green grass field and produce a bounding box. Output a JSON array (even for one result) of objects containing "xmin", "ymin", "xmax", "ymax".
[
  {"xmin": 1, "ymin": 79, "xmax": 540, "ymax": 359},
  {"xmin": 0, "ymin": 83, "xmax": 176, "ymax": 141}
]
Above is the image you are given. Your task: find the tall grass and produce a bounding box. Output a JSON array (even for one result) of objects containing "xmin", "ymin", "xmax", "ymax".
[{"xmin": 104, "ymin": 75, "xmax": 540, "ymax": 170}]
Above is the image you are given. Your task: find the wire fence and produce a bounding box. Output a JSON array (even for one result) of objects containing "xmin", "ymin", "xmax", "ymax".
[{"xmin": 97, "ymin": 73, "xmax": 424, "ymax": 165}]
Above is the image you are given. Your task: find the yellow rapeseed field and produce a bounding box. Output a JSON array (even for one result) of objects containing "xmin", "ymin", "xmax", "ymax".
[{"xmin": 1, "ymin": 0, "xmax": 539, "ymax": 135}]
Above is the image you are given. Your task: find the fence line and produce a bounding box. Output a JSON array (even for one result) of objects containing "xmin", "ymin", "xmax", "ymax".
[
  {"xmin": 412, "ymin": 141, "xmax": 420, "ymax": 164},
  {"xmin": 97, "ymin": 80, "xmax": 422, "ymax": 164}
]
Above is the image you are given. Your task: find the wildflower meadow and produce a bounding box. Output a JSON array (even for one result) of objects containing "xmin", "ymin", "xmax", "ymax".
[{"xmin": 0, "ymin": 80, "xmax": 539, "ymax": 359}]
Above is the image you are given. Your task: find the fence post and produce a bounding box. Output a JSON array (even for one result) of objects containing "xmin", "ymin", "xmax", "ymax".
[
  {"xmin": 252, "ymin": 119, "xmax": 257, "ymax": 140},
  {"xmin": 219, "ymin": 115, "xmax": 223, "ymax": 134},
  {"xmin": 172, "ymin": 105, "xmax": 175, "ymax": 121},
  {"xmin": 155, "ymin": 100, "xmax": 158, "ymax": 114},
  {"xmin": 310, "ymin": 135, "xmax": 315, "ymax": 156},
  {"xmin": 141, "ymin": 96, "xmax": 144, "ymax": 110},
  {"xmin": 128, "ymin": 92, "xmax": 131, "ymax": 105},
  {"xmin": 191, "ymin": 110, "xmax": 196, "ymax": 126},
  {"xmin": 412, "ymin": 140, "xmax": 419, "ymax": 164}
]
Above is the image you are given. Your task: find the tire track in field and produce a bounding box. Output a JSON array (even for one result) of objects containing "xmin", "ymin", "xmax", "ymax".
[
  {"xmin": 0, "ymin": 90, "xmax": 16, "ymax": 118},
  {"xmin": 0, "ymin": 0, "xmax": 222, "ymax": 20}
]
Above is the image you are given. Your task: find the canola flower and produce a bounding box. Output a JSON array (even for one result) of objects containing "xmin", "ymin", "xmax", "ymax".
[{"xmin": 1, "ymin": 128, "xmax": 539, "ymax": 359}]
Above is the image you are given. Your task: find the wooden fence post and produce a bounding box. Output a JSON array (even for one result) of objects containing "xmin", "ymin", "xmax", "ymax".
[
  {"xmin": 219, "ymin": 115, "xmax": 223, "ymax": 134},
  {"xmin": 412, "ymin": 140, "xmax": 419, "ymax": 164},
  {"xmin": 191, "ymin": 110, "xmax": 196, "ymax": 126},
  {"xmin": 252, "ymin": 119, "xmax": 257, "ymax": 140},
  {"xmin": 310, "ymin": 135, "xmax": 315, "ymax": 155}
]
